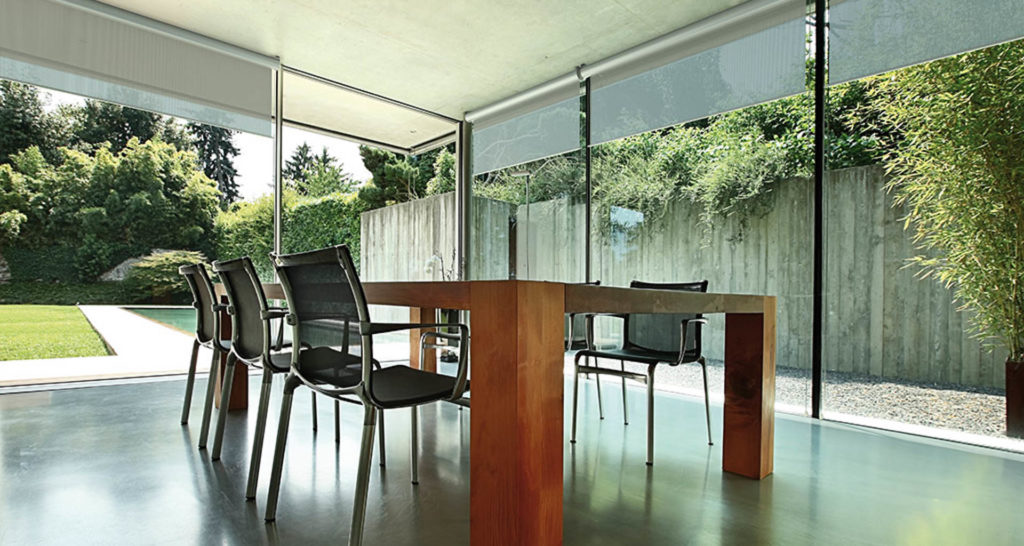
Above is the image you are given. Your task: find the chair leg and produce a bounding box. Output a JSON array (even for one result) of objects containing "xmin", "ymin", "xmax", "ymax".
[
  {"xmin": 595, "ymin": 365, "xmax": 604, "ymax": 420},
  {"xmin": 349, "ymin": 405, "xmax": 378, "ymax": 546},
  {"xmin": 198, "ymin": 348, "xmax": 220, "ymax": 449},
  {"xmin": 246, "ymin": 368, "xmax": 275, "ymax": 499},
  {"xmin": 181, "ymin": 340, "xmax": 200, "ymax": 424},
  {"xmin": 265, "ymin": 374, "xmax": 300, "ymax": 522},
  {"xmin": 620, "ymin": 359, "xmax": 629, "ymax": 425},
  {"xmin": 410, "ymin": 406, "xmax": 419, "ymax": 485},
  {"xmin": 335, "ymin": 400, "xmax": 341, "ymax": 444},
  {"xmin": 570, "ymin": 357, "xmax": 580, "ymax": 444},
  {"xmin": 311, "ymin": 392, "xmax": 318, "ymax": 432},
  {"xmin": 646, "ymin": 364, "xmax": 656, "ymax": 466},
  {"xmin": 700, "ymin": 357, "xmax": 713, "ymax": 446},
  {"xmin": 377, "ymin": 409, "xmax": 386, "ymax": 468},
  {"xmin": 211, "ymin": 353, "xmax": 238, "ymax": 461}
]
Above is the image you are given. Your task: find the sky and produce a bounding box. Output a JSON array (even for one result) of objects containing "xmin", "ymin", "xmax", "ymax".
[{"xmin": 40, "ymin": 88, "xmax": 372, "ymax": 202}]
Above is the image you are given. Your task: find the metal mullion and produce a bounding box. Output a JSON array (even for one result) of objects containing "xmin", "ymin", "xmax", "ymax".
[{"xmin": 811, "ymin": 0, "xmax": 827, "ymax": 419}]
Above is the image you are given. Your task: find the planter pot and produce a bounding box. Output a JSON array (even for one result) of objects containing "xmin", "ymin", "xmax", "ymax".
[{"xmin": 1006, "ymin": 359, "xmax": 1024, "ymax": 438}]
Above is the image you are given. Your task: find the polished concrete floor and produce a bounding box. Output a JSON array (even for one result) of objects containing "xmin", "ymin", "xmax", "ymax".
[{"xmin": 1, "ymin": 374, "xmax": 1023, "ymax": 545}]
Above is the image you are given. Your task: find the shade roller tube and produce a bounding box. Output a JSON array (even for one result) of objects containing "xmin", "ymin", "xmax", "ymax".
[
  {"xmin": 0, "ymin": 0, "xmax": 273, "ymax": 135},
  {"xmin": 471, "ymin": 92, "xmax": 581, "ymax": 176},
  {"xmin": 829, "ymin": 0, "xmax": 1024, "ymax": 85},
  {"xmin": 591, "ymin": 5, "xmax": 806, "ymax": 144}
]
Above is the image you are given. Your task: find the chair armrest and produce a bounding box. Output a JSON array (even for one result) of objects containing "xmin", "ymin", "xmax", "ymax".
[
  {"xmin": 584, "ymin": 313, "xmax": 626, "ymax": 350},
  {"xmin": 261, "ymin": 308, "xmax": 288, "ymax": 320},
  {"xmin": 363, "ymin": 322, "xmax": 459, "ymax": 335},
  {"xmin": 212, "ymin": 303, "xmax": 228, "ymax": 312},
  {"xmin": 677, "ymin": 317, "xmax": 708, "ymax": 361}
]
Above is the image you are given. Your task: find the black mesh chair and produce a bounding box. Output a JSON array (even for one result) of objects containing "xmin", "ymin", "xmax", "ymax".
[
  {"xmin": 572, "ymin": 280, "xmax": 713, "ymax": 465},
  {"xmin": 263, "ymin": 245, "xmax": 469, "ymax": 546},
  {"xmin": 209, "ymin": 257, "xmax": 386, "ymax": 499},
  {"xmin": 178, "ymin": 263, "xmax": 230, "ymax": 450}
]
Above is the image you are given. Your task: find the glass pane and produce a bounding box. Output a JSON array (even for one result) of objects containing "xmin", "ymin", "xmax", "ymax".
[
  {"xmin": 591, "ymin": 87, "xmax": 814, "ymax": 415},
  {"xmin": 823, "ymin": 36, "xmax": 1024, "ymax": 450}
]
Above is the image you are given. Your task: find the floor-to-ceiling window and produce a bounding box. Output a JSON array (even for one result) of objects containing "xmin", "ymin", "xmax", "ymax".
[{"xmin": 822, "ymin": 0, "xmax": 1024, "ymax": 448}]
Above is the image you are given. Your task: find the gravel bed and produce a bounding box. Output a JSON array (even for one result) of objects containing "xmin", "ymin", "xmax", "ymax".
[{"xmin": 594, "ymin": 357, "xmax": 1015, "ymax": 442}]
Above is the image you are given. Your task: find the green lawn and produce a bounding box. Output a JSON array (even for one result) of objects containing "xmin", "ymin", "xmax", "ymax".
[{"xmin": 0, "ymin": 305, "xmax": 110, "ymax": 361}]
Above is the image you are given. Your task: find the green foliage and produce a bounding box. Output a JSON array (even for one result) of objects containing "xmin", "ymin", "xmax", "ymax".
[
  {"xmin": 283, "ymin": 142, "xmax": 316, "ymax": 185},
  {"xmin": 0, "ymin": 282, "xmax": 135, "ymax": 305},
  {"xmin": 283, "ymin": 192, "xmax": 368, "ymax": 267},
  {"xmin": 0, "ymin": 305, "xmax": 110, "ymax": 360},
  {"xmin": 214, "ymin": 192, "xmax": 278, "ymax": 279},
  {"xmin": 426, "ymin": 148, "xmax": 455, "ymax": 195},
  {"xmin": 1, "ymin": 139, "xmax": 221, "ymax": 277},
  {"xmin": 0, "ymin": 81, "xmax": 68, "ymax": 165},
  {"xmin": 125, "ymin": 250, "xmax": 206, "ymax": 303},
  {"xmin": 358, "ymin": 146, "xmax": 446, "ymax": 209},
  {"xmin": 67, "ymin": 100, "xmax": 188, "ymax": 154},
  {"xmin": 870, "ymin": 40, "xmax": 1024, "ymax": 360},
  {"xmin": 188, "ymin": 123, "xmax": 240, "ymax": 206},
  {"xmin": 3, "ymin": 246, "xmax": 78, "ymax": 282}
]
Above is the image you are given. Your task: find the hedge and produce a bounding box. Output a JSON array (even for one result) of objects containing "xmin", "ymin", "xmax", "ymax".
[
  {"xmin": 215, "ymin": 191, "xmax": 366, "ymax": 279},
  {"xmin": 3, "ymin": 246, "xmax": 78, "ymax": 282},
  {"xmin": 0, "ymin": 281, "xmax": 139, "ymax": 305},
  {"xmin": 282, "ymin": 192, "xmax": 367, "ymax": 267}
]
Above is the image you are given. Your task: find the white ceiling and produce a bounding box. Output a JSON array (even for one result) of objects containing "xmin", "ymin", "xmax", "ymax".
[{"xmin": 99, "ymin": 0, "xmax": 747, "ymax": 121}]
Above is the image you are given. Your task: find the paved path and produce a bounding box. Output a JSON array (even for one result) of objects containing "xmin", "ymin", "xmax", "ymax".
[{"xmin": 0, "ymin": 306, "xmax": 210, "ymax": 386}]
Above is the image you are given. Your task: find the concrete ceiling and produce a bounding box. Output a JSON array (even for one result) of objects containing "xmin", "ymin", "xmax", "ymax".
[{"xmin": 99, "ymin": 0, "xmax": 748, "ymax": 120}]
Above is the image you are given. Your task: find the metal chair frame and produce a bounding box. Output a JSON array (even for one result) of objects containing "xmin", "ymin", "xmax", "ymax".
[
  {"xmin": 263, "ymin": 245, "xmax": 469, "ymax": 546},
  {"xmin": 178, "ymin": 262, "xmax": 229, "ymax": 451},
  {"xmin": 571, "ymin": 280, "xmax": 713, "ymax": 466},
  {"xmin": 209, "ymin": 256, "xmax": 387, "ymax": 500}
]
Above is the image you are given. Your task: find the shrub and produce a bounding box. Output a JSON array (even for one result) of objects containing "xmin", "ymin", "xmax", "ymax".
[
  {"xmin": 872, "ymin": 40, "xmax": 1024, "ymax": 361},
  {"xmin": 0, "ymin": 281, "xmax": 136, "ymax": 305},
  {"xmin": 125, "ymin": 250, "xmax": 205, "ymax": 304},
  {"xmin": 283, "ymin": 192, "xmax": 368, "ymax": 268},
  {"xmin": 214, "ymin": 193, "xmax": 276, "ymax": 279}
]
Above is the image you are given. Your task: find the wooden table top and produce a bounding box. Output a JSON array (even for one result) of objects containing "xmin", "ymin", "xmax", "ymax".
[{"xmin": 242, "ymin": 280, "xmax": 771, "ymax": 315}]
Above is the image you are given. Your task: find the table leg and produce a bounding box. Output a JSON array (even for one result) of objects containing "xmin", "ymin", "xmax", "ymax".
[
  {"xmin": 214, "ymin": 298, "xmax": 247, "ymax": 410},
  {"xmin": 722, "ymin": 297, "xmax": 776, "ymax": 479},
  {"xmin": 470, "ymin": 281, "xmax": 564, "ymax": 545},
  {"xmin": 409, "ymin": 307, "xmax": 437, "ymax": 372}
]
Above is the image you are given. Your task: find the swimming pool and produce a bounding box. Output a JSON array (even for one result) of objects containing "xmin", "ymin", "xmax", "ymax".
[{"xmin": 125, "ymin": 307, "xmax": 196, "ymax": 334}]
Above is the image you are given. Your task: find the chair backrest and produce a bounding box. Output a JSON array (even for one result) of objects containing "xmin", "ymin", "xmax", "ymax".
[
  {"xmin": 213, "ymin": 256, "xmax": 269, "ymax": 362},
  {"xmin": 273, "ymin": 244, "xmax": 370, "ymax": 374},
  {"xmin": 623, "ymin": 280, "xmax": 708, "ymax": 362},
  {"xmin": 179, "ymin": 263, "xmax": 218, "ymax": 344}
]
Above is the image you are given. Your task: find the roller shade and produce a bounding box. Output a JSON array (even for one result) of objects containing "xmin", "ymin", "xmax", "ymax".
[
  {"xmin": 591, "ymin": 4, "xmax": 806, "ymax": 144},
  {"xmin": 472, "ymin": 90, "xmax": 581, "ymax": 176},
  {"xmin": 829, "ymin": 0, "xmax": 1024, "ymax": 85},
  {"xmin": 0, "ymin": 0, "xmax": 273, "ymax": 135}
]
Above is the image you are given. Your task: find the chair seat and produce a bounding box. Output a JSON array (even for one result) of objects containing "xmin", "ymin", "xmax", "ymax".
[
  {"xmin": 577, "ymin": 347, "xmax": 689, "ymax": 366},
  {"xmin": 370, "ymin": 366, "xmax": 462, "ymax": 409},
  {"xmin": 295, "ymin": 350, "xmax": 462, "ymax": 409},
  {"xmin": 204, "ymin": 338, "xmax": 231, "ymax": 352}
]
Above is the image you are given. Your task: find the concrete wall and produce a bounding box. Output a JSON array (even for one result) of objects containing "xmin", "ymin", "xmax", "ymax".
[{"xmin": 360, "ymin": 166, "xmax": 1008, "ymax": 389}]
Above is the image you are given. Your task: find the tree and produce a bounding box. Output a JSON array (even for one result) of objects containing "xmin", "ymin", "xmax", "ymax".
[
  {"xmin": 1, "ymin": 139, "xmax": 221, "ymax": 280},
  {"xmin": 283, "ymin": 142, "xmax": 315, "ymax": 184},
  {"xmin": 0, "ymin": 81, "xmax": 67, "ymax": 165},
  {"xmin": 871, "ymin": 40, "xmax": 1024, "ymax": 361},
  {"xmin": 188, "ymin": 123, "xmax": 240, "ymax": 206},
  {"xmin": 357, "ymin": 145, "xmax": 444, "ymax": 209},
  {"xmin": 67, "ymin": 100, "xmax": 189, "ymax": 153}
]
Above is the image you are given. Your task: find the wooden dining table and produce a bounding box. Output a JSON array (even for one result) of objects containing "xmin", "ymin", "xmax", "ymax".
[{"xmin": 217, "ymin": 280, "xmax": 776, "ymax": 545}]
